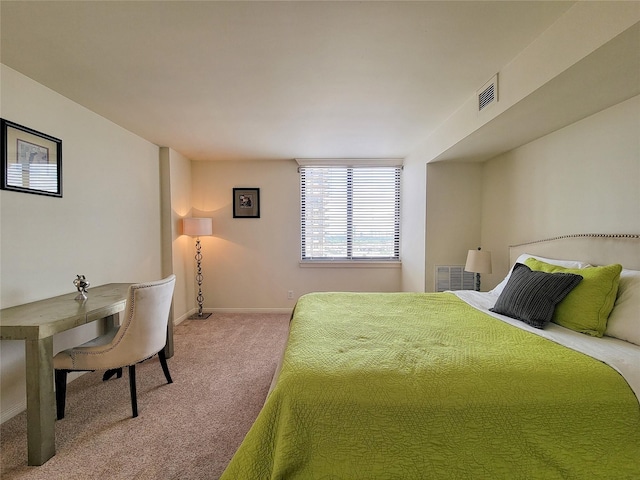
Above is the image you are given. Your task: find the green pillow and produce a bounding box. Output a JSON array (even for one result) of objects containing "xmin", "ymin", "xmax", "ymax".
[{"xmin": 524, "ymin": 258, "xmax": 622, "ymax": 337}]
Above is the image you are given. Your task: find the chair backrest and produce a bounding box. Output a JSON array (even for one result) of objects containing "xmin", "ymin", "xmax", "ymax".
[{"xmin": 111, "ymin": 274, "xmax": 176, "ymax": 365}]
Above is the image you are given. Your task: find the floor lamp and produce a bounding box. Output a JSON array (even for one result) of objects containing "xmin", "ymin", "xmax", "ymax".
[
  {"xmin": 465, "ymin": 247, "xmax": 492, "ymax": 292},
  {"xmin": 183, "ymin": 217, "xmax": 213, "ymax": 319}
]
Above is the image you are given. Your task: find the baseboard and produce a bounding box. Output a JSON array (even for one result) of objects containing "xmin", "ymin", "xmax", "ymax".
[
  {"xmin": 0, "ymin": 400, "xmax": 26, "ymax": 424},
  {"xmin": 173, "ymin": 310, "xmax": 193, "ymax": 326},
  {"xmin": 176, "ymin": 307, "xmax": 293, "ymax": 322},
  {"xmin": 210, "ymin": 307, "xmax": 294, "ymax": 315},
  {"xmin": 0, "ymin": 371, "xmax": 87, "ymax": 424}
]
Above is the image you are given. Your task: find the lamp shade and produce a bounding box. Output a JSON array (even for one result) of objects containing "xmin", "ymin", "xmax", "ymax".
[
  {"xmin": 465, "ymin": 249, "xmax": 492, "ymax": 274},
  {"xmin": 182, "ymin": 217, "xmax": 212, "ymax": 237}
]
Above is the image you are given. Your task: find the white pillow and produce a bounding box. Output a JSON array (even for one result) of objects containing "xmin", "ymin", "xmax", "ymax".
[
  {"xmin": 489, "ymin": 254, "xmax": 590, "ymax": 297},
  {"xmin": 604, "ymin": 269, "xmax": 640, "ymax": 346}
]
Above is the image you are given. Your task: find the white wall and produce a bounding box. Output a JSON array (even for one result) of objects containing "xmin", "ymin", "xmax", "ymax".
[
  {"xmin": 160, "ymin": 147, "xmax": 194, "ymax": 322},
  {"xmin": 419, "ymin": 1, "xmax": 640, "ymax": 163},
  {"xmin": 400, "ymin": 155, "xmax": 426, "ymax": 292},
  {"xmin": 424, "ymin": 162, "xmax": 484, "ymax": 292},
  {"xmin": 481, "ymin": 95, "xmax": 640, "ymax": 289},
  {"xmin": 0, "ymin": 65, "xmax": 163, "ymax": 421},
  {"xmin": 191, "ymin": 159, "xmax": 402, "ymax": 311},
  {"xmin": 416, "ymin": 96, "xmax": 639, "ymax": 294},
  {"xmin": 402, "ymin": 6, "xmax": 639, "ymax": 293}
]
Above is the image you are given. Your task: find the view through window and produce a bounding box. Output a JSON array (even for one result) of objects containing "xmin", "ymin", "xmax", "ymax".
[{"xmin": 300, "ymin": 165, "xmax": 401, "ymax": 261}]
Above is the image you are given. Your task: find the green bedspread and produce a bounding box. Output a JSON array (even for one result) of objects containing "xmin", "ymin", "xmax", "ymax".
[{"xmin": 220, "ymin": 292, "xmax": 640, "ymax": 479}]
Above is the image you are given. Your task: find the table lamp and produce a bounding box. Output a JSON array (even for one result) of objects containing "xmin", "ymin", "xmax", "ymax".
[
  {"xmin": 465, "ymin": 247, "xmax": 492, "ymax": 292},
  {"xmin": 183, "ymin": 217, "xmax": 213, "ymax": 319}
]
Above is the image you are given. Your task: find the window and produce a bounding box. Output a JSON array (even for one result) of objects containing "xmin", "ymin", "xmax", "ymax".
[{"xmin": 299, "ymin": 161, "xmax": 401, "ymax": 262}]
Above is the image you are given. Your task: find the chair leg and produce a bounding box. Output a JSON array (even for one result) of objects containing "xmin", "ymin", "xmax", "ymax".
[
  {"xmin": 158, "ymin": 349, "xmax": 173, "ymax": 384},
  {"xmin": 128, "ymin": 365, "xmax": 138, "ymax": 418},
  {"xmin": 102, "ymin": 368, "xmax": 123, "ymax": 381},
  {"xmin": 55, "ymin": 370, "xmax": 68, "ymax": 420}
]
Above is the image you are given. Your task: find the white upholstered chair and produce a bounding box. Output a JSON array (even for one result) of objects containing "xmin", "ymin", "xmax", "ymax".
[{"xmin": 54, "ymin": 274, "xmax": 176, "ymax": 419}]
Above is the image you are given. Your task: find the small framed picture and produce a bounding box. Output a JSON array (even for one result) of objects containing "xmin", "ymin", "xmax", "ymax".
[
  {"xmin": 1, "ymin": 119, "xmax": 62, "ymax": 197},
  {"xmin": 233, "ymin": 188, "xmax": 260, "ymax": 218}
]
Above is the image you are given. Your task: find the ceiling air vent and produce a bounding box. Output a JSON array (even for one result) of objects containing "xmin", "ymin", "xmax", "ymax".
[{"xmin": 477, "ymin": 74, "xmax": 498, "ymax": 112}]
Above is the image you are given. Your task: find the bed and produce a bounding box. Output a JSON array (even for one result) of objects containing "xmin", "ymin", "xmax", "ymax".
[{"xmin": 220, "ymin": 234, "xmax": 640, "ymax": 479}]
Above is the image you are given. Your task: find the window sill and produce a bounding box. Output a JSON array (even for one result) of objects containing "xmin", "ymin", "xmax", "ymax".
[{"xmin": 299, "ymin": 261, "xmax": 401, "ymax": 269}]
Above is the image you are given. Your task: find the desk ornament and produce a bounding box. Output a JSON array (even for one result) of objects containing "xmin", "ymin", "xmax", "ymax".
[{"xmin": 73, "ymin": 275, "xmax": 90, "ymax": 301}]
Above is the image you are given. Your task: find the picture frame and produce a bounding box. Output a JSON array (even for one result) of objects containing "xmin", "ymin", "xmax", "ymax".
[
  {"xmin": 233, "ymin": 187, "xmax": 260, "ymax": 218},
  {"xmin": 1, "ymin": 119, "xmax": 62, "ymax": 197}
]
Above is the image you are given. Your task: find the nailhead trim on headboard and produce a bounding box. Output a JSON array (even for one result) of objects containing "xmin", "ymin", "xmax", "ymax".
[{"xmin": 510, "ymin": 233, "xmax": 640, "ymax": 248}]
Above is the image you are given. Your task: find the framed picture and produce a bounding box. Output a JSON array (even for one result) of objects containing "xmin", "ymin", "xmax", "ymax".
[
  {"xmin": 1, "ymin": 119, "xmax": 62, "ymax": 197},
  {"xmin": 233, "ymin": 187, "xmax": 260, "ymax": 218}
]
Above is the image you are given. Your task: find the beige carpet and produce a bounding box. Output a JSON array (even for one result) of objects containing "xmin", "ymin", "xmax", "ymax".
[{"xmin": 1, "ymin": 312, "xmax": 291, "ymax": 480}]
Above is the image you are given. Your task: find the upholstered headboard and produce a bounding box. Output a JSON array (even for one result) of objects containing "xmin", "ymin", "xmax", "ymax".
[{"xmin": 510, "ymin": 234, "xmax": 640, "ymax": 270}]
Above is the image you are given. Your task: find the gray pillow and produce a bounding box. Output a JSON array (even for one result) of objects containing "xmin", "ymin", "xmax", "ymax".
[{"xmin": 490, "ymin": 263, "xmax": 582, "ymax": 329}]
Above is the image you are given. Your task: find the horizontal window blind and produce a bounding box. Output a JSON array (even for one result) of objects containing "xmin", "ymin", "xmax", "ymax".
[{"xmin": 300, "ymin": 165, "xmax": 401, "ymax": 261}]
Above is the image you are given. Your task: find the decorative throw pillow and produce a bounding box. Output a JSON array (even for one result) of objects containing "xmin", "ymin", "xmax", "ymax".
[
  {"xmin": 490, "ymin": 263, "xmax": 583, "ymax": 329},
  {"xmin": 524, "ymin": 258, "xmax": 622, "ymax": 337},
  {"xmin": 604, "ymin": 269, "xmax": 640, "ymax": 346},
  {"xmin": 489, "ymin": 254, "xmax": 589, "ymax": 297}
]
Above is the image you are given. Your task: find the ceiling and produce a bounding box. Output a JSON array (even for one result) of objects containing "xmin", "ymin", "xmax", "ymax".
[{"xmin": 0, "ymin": 1, "xmax": 574, "ymax": 161}]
